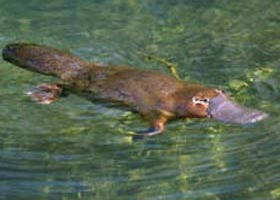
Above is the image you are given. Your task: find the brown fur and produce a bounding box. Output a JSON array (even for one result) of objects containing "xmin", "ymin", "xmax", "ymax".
[{"xmin": 2, "ymin": 43, "xmax": 222, "ymax": 134}]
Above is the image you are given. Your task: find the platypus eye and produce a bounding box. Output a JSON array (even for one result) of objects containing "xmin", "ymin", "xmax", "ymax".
[
  {"xmin": 192, "ymin": 97, "xmax": 209, "ymax": 104},
  {"xmin": 201, "ymin": 98, "xmax": 209, "ymax": 103}
]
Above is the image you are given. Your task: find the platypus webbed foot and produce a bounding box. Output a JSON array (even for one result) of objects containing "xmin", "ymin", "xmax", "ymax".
[
  {"xmin": 132, "ymin": 116, "xmax": 167, "ymax": 140},
  {"xmin": 138, "ymin": 127, "xmax": 163, "ymax": 136},
  {"xmin": 27, "ymin": 83, "xmax": 64, "ymax": 104},
  {"xmin": 132, "ymin": 127, "xmax": 163, "ymax": 140}
]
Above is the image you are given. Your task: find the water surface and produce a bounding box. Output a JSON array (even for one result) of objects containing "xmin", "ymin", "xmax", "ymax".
[{"xmin": 0, "ymin": 0, "xmax": 280, "ymax": 199}]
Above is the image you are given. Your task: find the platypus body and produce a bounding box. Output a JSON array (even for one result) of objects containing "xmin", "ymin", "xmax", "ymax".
[{"xmin": 2, "ymin": 43, "xmax": 268, "ymax": 136}]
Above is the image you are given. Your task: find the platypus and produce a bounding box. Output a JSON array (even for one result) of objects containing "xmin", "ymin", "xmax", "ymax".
[{"xmin": 2, "ymin": 43, "xmax": 268, "ymax": 136}]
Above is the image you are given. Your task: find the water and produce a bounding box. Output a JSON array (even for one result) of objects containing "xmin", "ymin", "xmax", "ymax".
[{"xmin": 0, "ymin": 0, "xmax": 280, "ymax": 199}]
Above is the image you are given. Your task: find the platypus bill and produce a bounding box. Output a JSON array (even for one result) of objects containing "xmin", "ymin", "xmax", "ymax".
[{"xmin": 2, "ymin": 43, "xmax": 268, "ymax": 136}]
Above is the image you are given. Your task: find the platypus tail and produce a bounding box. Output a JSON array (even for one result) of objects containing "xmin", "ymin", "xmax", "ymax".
[{"xmin": 2, "ymin": 43, "xmax": 89, "ymax": 79}]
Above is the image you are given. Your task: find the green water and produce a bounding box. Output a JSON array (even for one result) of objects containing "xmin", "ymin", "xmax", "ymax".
[{"xmin": 0, "ymin": 0, "xmax": 280, "ymax": 199}]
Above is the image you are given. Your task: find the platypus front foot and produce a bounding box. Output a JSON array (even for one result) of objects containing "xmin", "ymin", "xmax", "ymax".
[
  {"xmin": 26, "ymin": 83, "xmax": 64, "ymax": 104},
  {"xmin": 132, "ymin": 117, "xmax": 167, "ymax": 140},
  {"xmin": 132, "ymin": 127, "xmax": 163, "ymax": 140},
  {"xmin": 138, "ymin": 127, "xmax": 163, "ymax": 136}
]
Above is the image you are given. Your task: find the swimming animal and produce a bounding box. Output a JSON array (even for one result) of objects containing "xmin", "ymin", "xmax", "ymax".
[{"xmin": 2, "ymin": 43, "xmax": 268, "ymax": 136}]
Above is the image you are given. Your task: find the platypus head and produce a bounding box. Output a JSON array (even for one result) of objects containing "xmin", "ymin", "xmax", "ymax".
[{"xmin": 188, "ymin": 89, "xmax": 268, "ymax": 124}]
